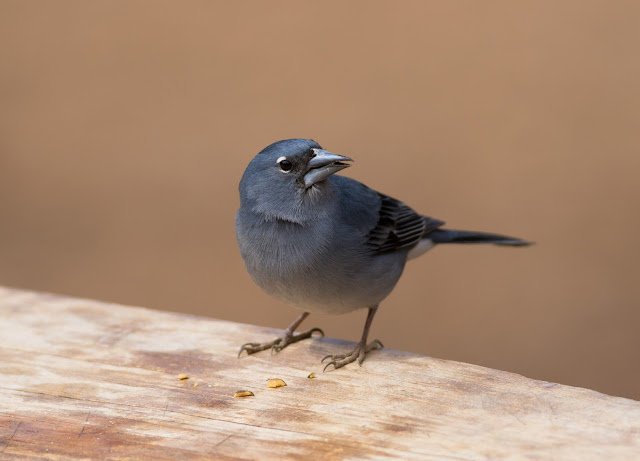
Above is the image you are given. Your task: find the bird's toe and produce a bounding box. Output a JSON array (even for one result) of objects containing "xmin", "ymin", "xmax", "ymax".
[{"xmin": 321, "ymin": 339, "xmax": 384, "ymax": 371}]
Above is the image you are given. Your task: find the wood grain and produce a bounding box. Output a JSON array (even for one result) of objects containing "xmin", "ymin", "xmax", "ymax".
[{"xmin": 1, "ymin": 286, "xmax": 638, "ymax": 460}]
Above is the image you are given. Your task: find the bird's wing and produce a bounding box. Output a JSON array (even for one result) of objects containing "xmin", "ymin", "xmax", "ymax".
[{"xmin": 367, "ymin": 193, "xmax": 445, "ymax": 254}]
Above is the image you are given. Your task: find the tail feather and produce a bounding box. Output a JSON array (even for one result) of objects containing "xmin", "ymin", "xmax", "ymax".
[{"xmin": 429, "ymin": 229, "xmax": 532, "ymax": 246}]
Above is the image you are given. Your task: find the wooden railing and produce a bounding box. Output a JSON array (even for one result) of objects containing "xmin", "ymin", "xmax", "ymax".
[{"xmin": 1, "ymin": 286, "xmax": 638, "ymax": 459}]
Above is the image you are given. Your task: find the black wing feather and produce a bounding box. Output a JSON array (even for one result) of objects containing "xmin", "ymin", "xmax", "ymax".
[{"xmin": 367, "ymin": 194, "xmax": 445, "ymax": 254}]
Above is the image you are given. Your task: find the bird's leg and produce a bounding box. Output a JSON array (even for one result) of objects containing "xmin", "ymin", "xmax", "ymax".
[
  {"xmin": 238, "ymin": 311, "xmax": 324, "ymax": 357},
  {"xmin": 322, "ymin": 305, "xmax": 383, "ymax": 371}
]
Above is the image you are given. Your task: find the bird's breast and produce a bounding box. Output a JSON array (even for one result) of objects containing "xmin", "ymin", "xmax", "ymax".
[{"xmin": 235, "ymin": 212, "xmax": 406, "ymax": 314}]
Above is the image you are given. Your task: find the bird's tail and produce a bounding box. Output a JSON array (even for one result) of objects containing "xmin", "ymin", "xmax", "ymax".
[{"xmin": 429, "ymin": 229, "xmax": 532, "ymax": 246}]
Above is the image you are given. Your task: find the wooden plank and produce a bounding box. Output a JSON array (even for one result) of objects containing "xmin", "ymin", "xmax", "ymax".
[{"xmin": 0, "ymin": 286, "xmax": 639, "ymax": 460}]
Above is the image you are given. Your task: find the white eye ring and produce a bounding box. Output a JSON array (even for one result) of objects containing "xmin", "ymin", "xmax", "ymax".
[{"xmin": 276, "ymin": 156, "xmax": 293, "ymax": 173}]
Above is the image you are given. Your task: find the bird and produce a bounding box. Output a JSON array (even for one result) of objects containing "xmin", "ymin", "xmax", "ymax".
[{"xmin": 235, "ymin": 139, "xmax": 531, "ymax": 371}]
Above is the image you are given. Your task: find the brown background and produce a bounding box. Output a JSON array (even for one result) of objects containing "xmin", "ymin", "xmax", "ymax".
[{"xmin": 1, "ymin": 1, "xmax": 639, "ymax": 400}]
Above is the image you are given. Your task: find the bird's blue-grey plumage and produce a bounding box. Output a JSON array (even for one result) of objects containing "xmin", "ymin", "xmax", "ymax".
[
  {"xmin": 236, "ymin": 138, "xmax": 531, "ymax": 368},
  {"xmin": 236, "ymin": 139, "xmax": 403, "ymax": 314}
]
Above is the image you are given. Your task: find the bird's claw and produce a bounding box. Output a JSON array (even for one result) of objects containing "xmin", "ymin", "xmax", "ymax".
[
  {"xmin": 237, "ymin": 327, "xmax": 324, "ymax": 358},
  {"xmin": 321, "ymin": 339, "xmax": 384, "ymax": 372},
  {"xmin": 270, "ymin": 338, "xmax": 284, "ymax": 355},
  {"xmin": 323, "ymin": 360, "xmax": 338, "ymax": 373},
  {"xmin": 308, "ymin": 327, "xmax": 325, "ymax": 337},
  {"xmin": 238, "ymin": 342, "xmax": 267, "ymax": 358}
]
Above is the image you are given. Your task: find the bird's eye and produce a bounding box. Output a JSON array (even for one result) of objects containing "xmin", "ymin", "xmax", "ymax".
[{"xmin": 277, "ymin": 157, "xmax": 293, "ymax": 172}]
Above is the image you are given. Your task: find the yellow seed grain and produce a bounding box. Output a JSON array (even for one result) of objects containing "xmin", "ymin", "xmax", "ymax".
[
  {"xmin": 267, "ymin": 378, "xmax": 287, "ymax": 388},
  {"xmin": 234, "ymin": 390, "xmax": 254, "ymax": 398}
]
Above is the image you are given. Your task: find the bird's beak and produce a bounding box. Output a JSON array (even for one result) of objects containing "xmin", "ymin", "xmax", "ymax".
[{"xmin": 304, "ymin": 148, "xmax": 353, "ymax": 188}]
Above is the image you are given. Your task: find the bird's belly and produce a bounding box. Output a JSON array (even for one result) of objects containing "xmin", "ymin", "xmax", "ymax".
[
  {"xmin": 239, "ymin": 227, "xmax": 406, "ymax": 314},
  {"xmin": 252, "ymin": 260, "xmax": 404, "ymax": 314}
]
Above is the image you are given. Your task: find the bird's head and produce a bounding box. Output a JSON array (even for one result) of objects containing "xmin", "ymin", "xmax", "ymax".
[
  {"xmin": 239, "ymin": 139, "xmax": 353, "ymax": 222},
  {"xmin": 245, "ymin": 139, "xmax": 352, "ymax": 189},
  {"xmin": 240, "ymin": 139, "xmax": 353, "ymax": 222}
]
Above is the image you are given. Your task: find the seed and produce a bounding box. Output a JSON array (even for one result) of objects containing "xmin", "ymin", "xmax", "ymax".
[
  {"xmin": 266, "ymin": 378, "xmax": 287, "ymax": 388},
  {"xmin": 234, "ymin": 390, "xmax": 254, "ymax": 398}
]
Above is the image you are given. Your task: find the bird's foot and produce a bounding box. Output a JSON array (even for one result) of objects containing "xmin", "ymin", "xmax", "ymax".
[
  {"xmin": 238, "ymin": 327, "xmax": 324, "ymax": 358},
  {"xmin": 322, "ymin": 339, "xmax": 384, "ymax": 371}
]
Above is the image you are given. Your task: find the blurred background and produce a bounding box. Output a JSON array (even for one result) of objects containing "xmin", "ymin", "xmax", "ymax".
[{"xmin": 1, "ymin": 1, "xmax": 639, "ymax": 400}]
